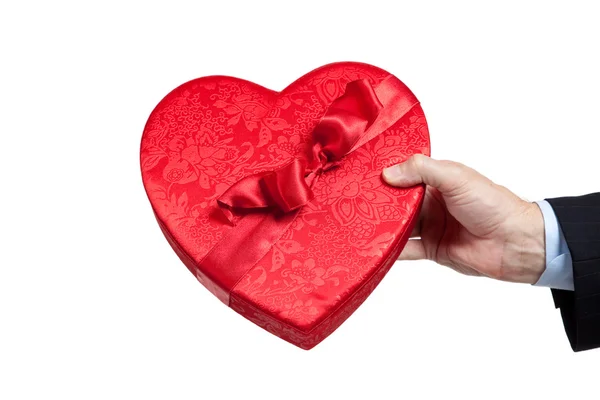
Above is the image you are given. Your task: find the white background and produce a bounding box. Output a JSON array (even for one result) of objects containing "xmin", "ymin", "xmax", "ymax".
[{"xmin": 1, "ymin": 1, "xmax": 598, "ymax": 399}]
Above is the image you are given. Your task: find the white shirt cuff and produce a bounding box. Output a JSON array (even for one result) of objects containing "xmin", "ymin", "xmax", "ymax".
[{"xmin": 533, "ymin": 200, "xmax": 574, "ymax": 291}]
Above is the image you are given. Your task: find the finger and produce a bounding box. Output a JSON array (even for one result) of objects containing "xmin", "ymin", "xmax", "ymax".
[
  {"xmin": 382, "ymin": 154, "xmax": 466, "ymax": 194},
  {"xmin": 398, "ymin": 239, "xmax": 426, "ymax": 261}
]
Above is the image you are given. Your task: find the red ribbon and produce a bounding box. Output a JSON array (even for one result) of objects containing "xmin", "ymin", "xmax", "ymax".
[
  {"xmin": 200, "ymin": 75, "xmax": 420, "ymax": 304},
  {"xmin": 217, "ymin": 79, "xmax": 384, "ymax": 221}
]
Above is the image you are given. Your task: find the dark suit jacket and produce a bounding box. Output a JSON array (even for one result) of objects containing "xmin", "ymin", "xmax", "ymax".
[{"xmin": 547, "ymin": 193, "xmax": 600, "ymax": 351}]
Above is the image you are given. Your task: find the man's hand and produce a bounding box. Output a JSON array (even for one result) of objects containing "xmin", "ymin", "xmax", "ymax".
[{"xmin": 382, "ymin": 154, "xmax": 546, "ymax": 284}]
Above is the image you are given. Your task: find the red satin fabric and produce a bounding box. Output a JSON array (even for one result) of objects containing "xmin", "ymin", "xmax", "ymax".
[
  {"xmin": 310, "ymin": 78, "xmax": 383, "ymax": 163},
  {"xmin": 199, "ymin": 211, "xmax": 299, "ymax": 294},
  {"xmin": 217, "ymin": 78, "xmax": 406, "ymax": 218},
  {"xmin": 205, "ymin": 79, "xmax": 392, "ymax": 296},
  {"xmin": 216, "ymin": 158, "xmax": 312, "ymax": 219},
  {"xmin": 140, "ymin": 62, "xmax": 430, "ymax": 349},
  {"xmin": 203, "ymin": 76, "xmax": 420, "ymax": 305}
]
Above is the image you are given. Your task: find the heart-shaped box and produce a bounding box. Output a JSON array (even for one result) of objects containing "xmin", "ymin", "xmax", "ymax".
[{"xmin": 140, "ymin": 62, "xmax": 430, "ymax": 349}]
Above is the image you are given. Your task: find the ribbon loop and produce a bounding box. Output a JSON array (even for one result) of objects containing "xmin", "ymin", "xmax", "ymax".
[
  {"xmin": 310, "ymin": 78, "xmax": 383, "ymax": 163},
  {"xmin": 261, "ymin": 158, "xmax": 312, "ymax": 213}
]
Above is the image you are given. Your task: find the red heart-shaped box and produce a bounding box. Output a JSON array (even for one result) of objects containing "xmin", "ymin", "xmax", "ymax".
[{"xmin": 140, "ymin": 62, "xmax": 430, "ymax": 349}]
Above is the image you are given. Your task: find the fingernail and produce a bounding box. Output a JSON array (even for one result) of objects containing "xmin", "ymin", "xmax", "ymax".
[{"xmin": 382, "ymin": 164, "xmax": 402, "ymax": 181}]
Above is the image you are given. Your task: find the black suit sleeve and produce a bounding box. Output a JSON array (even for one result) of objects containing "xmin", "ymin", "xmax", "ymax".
[{"xmin": 546, "ymin": 193, "xmax": 600, "ymax": 352}]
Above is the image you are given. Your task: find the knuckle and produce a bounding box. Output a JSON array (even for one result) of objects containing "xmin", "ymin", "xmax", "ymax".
[
  {"xmin": 438, "ymin": 160, "xmax": 469, "ymax": 193},
  {"xmin": 440, "ymin": 160, "xmax": 464, "ymax": 177},
  {"xmin": 410, "ymin": 153, "xmax": 427, "ymax": 170}
]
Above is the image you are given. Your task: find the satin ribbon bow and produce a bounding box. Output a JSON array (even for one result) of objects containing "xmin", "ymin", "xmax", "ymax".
[
  {"xmin": 200, "ymin": 75, "xmax": 419, "ymax": 301},
  {"xmin": 217, "ymin": 79, "xmax": 385, "ymax": 222}
]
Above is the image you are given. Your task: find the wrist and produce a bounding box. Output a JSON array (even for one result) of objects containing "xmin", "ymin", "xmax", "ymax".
[{"xmin": 501, "ymin": 201, "xmax": 546, "ymax": 284}]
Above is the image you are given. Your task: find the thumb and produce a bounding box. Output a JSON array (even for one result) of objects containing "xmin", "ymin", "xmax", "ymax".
[{"xmin": 382, "ymin": 154, "xmax": 465, "ymax": 192}]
